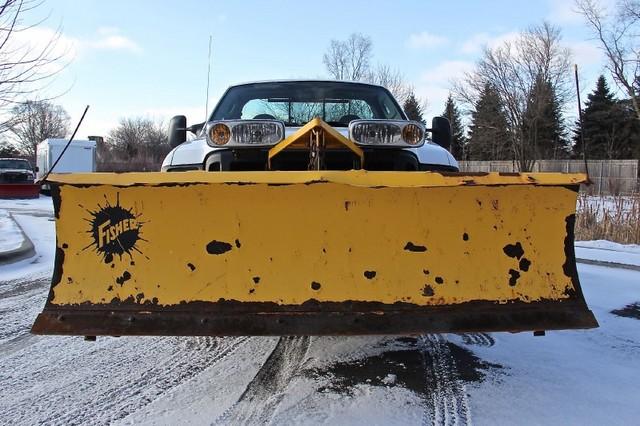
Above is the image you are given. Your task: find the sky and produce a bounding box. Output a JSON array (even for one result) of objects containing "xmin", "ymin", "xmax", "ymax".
[{"xmin": 17, "ymin": 0, "xmax": 615, "ymax": 137}]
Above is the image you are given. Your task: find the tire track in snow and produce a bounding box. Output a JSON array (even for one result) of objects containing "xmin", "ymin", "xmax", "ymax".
[
  {"xmin": 215, "ymin": 336, "xmax": 311, "ymax": 425},
  {"xmin": 458, "ymin": 332, "xmax": 495, "ymax": 347},
  {"xmin": 420, "ymin": 334, "xmax": 472, "ymax": 426},
  {"xmin": 48, "ymin": 336, "xmax": 252, "ymax": 425},
  {"xmin": 1, "ymin": 336, "xmax": 251, "ymax": 425},
  {"xmin": 0, "ymin": 273, "xmax": 254, "ymax": 425}
]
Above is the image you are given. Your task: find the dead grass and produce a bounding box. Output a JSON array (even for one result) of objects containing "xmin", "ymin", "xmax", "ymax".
[{"xmin": 575, "ymin": 193, "xmax": 640, "ymax": 244}]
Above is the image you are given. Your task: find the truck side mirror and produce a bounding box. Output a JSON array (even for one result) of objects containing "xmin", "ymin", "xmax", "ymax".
[
  {"xmin": 168, "ymin": 115, "xmax": 187, "ymax": 148},
  {"xmin": 430, "ymin": 116, "xmax": 452, "ymax": 151}
]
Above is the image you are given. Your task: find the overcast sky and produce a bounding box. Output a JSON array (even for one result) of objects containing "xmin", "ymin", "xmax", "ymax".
[{"xmin": 21, "ymin": 0, "xmax": 612, "ymax": 137}]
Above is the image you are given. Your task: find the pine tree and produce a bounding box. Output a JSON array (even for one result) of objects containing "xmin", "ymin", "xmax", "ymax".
[
  {"xmin": 442, "ymin": 94, "xmax": 467, "ymax": 159},
  {"xmin": 403, "ymin": 92, "xmax": 425, "ymax": 124},
  {"xmin": 467, "ymin": 83, "xmax": 511, "ymax": 160},
  {"xmin": 523, "ymin": 75, "xmax": 568, "ymax": 159},
  {"xmin": 574, "ymin": 75, "xmax": 640, "ymax": 159}
]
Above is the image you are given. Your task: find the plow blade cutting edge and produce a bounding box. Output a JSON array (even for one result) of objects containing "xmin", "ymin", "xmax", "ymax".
[{"xmin": 31, "ymin": 171, "xmax": 597, "ymax": 336}]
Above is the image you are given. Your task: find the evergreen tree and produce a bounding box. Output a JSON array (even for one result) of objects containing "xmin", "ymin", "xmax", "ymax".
[
  {"xmin": 574, "ymin": 75, "xmax": 639, "ymax": 159},
  {"xmin": 442, "ymin": 94, "xmax": 467, "ymax": 159},
  {"xmin": 403, "ymin": 92, "xmax": 425, "ymax": 124},
  {"xmin": 467, "ymin": 83, "xmax": 511, "ymax": 160},
  {"xmin": 523, "ymin": 75, "xmax": 568, "ymax": 159}
]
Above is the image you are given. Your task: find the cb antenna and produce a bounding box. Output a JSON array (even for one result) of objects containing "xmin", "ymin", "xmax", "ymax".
[{"xmin": 205, "ymin": 35, "xmax": 213, "ymax": 122}]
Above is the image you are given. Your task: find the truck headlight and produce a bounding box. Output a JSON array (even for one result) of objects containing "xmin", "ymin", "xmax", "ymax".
[
  {"xmin": 209, "ymin": 123, "xmax": 231, "ymax": 145},
  {"xmin": 349, "ymin": 120, "xmax": 425, "ymax": 147},
  {"xmin": 206, "ymin": 120, "xmax": 284, "ymax": 147},
  {"xmin": 233, "ymin": 122, "xmax": 283, "ymax": 145}
]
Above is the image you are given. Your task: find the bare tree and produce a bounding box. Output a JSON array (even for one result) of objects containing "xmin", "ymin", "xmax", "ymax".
[
  {"xmin": 8, "ymin": 99, "xmax": 69, "ymax": 159},
  {"xmin": 323, "ymin": 33, "xmax": 373, "ymax": 81},
  {"xmin": 104, "ymin": 117, "xmax": 170, "ymax": 171},
  {"xmin": 0, "ymin": 1, "xmax": 68, "ymax": 132},
  {"xmin": 323, "ymin": 34, "xmax": 418, "ymax": 107},
  {"xmin": 575, "ymin": 0, "xmax": 640, "ymax": 120},
  {"xmin": 455, "ymin": 22, "xmax": 573, "ymax": 170},
  {"xmin": 365, "ymin": 64, "xmax": 412, "ymax": 105}
]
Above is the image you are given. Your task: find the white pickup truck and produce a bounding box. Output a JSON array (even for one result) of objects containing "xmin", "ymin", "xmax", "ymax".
[{"xmin": 161, "ymin": 80, "xmax": 458, "ymax": 172}]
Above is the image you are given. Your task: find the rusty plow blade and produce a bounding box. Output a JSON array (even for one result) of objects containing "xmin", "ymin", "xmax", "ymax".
[{"xmin": 31, "ymin": 171, "xmax": 598, "ymax": 336}]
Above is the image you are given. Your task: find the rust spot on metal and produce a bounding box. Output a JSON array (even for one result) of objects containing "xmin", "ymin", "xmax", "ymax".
[
  {"xmin": 206, "ymin": 240, "xmax": 233, "ymax": 255},
  {"xmin": 435, "ymin": 276, "xmax": 444, "ymax": 284},
  {"xmin": 508, "ymin": 269, "xmax": 521, "ymax": 286},
  {"xmin": 116, "ymin": 271, "xmax": 131, "ymax": 286},
  {"xmin": 463, "ymin": 233, "xmax": 469, "ymax": 241},
  {"xmin": 253, "ymin": 276, "xmax": 261, "ymax": 284},
  {"xmin": 364, "ymin": 271, "xmax": 376, "ymax": 279},
  {"xmin": 519, "ymin": 258, "xmax": 531, "ymax": 272},
  {"xmin": 187, "ymin": 263, "xmax": 196, "ymax": 271},
  {"xmin": 503, "ymin": 242, "xmax": 524, "ymax": 259},
  {"xmin": 62, "ymin": 243, "xmax": 68, "ymax": 249},
  {"xmin": 422, "ymin": 285, "xmax": 434, "ymax": 296},
  {"xmin": 311, "ymin": 281, "xmax": 321, "ymax": 290},
  {"xmin": 404, "ymin": 242, "xmax": 427, "ymax": 252}
]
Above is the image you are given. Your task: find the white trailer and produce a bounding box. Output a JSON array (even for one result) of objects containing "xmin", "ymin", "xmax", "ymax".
[{"xmin": 36, "ymin": 139, "xmax": 97, "ymax": 191}]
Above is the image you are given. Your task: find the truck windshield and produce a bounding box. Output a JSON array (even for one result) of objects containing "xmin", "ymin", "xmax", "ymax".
[
  {"xmin": 0, "ymin": 159, "xmax": 31, "ymax": 170},
  {"xmin": 210, "ymin": 81, "xmax": 405, "ymax": 126}
]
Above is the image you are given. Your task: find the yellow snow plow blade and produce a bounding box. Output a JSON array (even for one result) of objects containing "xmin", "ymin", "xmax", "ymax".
[{"xmin": 31, "ymin": 171, "xmax": 597, "ymax": 336}]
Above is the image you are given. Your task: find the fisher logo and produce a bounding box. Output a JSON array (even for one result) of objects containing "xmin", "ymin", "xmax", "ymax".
[{"xmin": 85, "ymin": 195, "xmax": 145, "ymax": 263}]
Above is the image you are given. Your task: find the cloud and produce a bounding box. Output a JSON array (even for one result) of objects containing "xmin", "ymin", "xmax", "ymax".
[
  {"xmin": 546, "ymin": 0, "xmax": 583, "ymax": 24},
  {"xmin": 416, "ymin": 60, "xmax": 475, "ymax": 116},
  {"xmin": 86, "ymin": 28, "xmax": 141, "ymax": 53},
  {"xmin": 460, "ymin": 31, "xmax": 520, "ymax": 54},
  {"xmin": 546, "ymin": 0, "xmax": 619, "ymax": 25},
  {"xmin": 420, "ymin": 60, "xmax": 475, "ymax": 83},
  {"xmin": 7, "ymin": 26, "xmax": 79, "ymax": 74},
  {"xmin": 568, "ymin": 40, "xmax": 603, "ymax": 66},
  {"xmin": 89, "ymin": 35, "xmax": 141, "ymax": 53},
  {"xmin": 406, "ymin": 31, "xmax": 448, "ymax": 49}
]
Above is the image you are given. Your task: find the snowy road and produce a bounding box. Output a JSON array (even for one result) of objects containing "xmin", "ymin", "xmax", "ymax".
[{"xmin": 1, "ymin": 199, "xmax": 639, "ymax": 425}]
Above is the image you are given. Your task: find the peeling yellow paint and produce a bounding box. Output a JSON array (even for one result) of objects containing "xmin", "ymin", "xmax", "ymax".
[{"xmin": 49, "ymin": 171, "xmax": 583, "ymax": 307}]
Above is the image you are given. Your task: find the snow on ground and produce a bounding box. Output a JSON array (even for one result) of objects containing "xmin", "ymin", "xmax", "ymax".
[
  {"xmin": 0, "ymin": 195, "xmax": 54, "ymax": 214},
  {"xmin": 0, "ymin": 198, "xmax": 639, "ymax": 425},
  {"xmin": 0, "ymin": 210, "xmax": 24, "ymax": 252},
  {"xmin": 577, "ymin": 195, "xmax": 638, "ymax": 219},
  {"xmin": 576, "ymin": 240, "xmax": 640, "ymax": 267}
]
